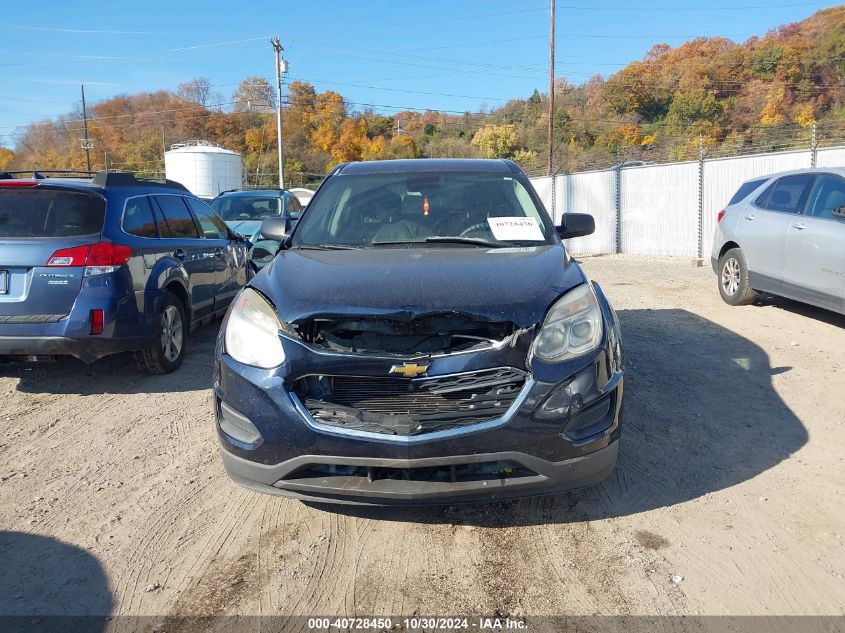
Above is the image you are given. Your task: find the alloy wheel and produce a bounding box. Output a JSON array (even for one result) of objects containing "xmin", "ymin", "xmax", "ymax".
[
  {"xmin": 721, "ymin": 258, "xmax": 740, "ymax": 296},
  {"xmin": 160, "ymin": 305, "xmax": 184, "ymax": 362}
]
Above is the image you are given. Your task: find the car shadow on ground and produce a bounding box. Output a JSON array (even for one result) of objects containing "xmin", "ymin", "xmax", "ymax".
[
  {"xmin": 313, "ymin": 308, "xmax": 809, "ymax": 526},
  {"xmin": 1, "ymin": 322, "xmax": 220, "ymax": 396},
  {"xmin": 0, "ymin": 531, "xmax": 112, "ymax": 631},
  {"xmin": 754, "ymin": 294, "xmax": 845, "ymax": 327}
]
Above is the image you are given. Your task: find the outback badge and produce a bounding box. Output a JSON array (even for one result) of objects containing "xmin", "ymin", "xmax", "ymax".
[{"xmin": 389, "ymin": 362, "xmax": 430, "ymax": 378}]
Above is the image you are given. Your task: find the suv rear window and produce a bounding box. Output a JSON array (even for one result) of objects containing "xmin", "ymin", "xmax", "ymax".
[
  {"xmin": 728, "ymin": 178, "xmax": 768, "ymax": 205},
  {"xmin": 0, "ymin": 189, "xmax": 105, "ymax": 238}
]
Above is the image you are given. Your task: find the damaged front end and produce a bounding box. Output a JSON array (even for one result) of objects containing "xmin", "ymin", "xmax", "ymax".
[
  {"xmin": 286, "ymin": 312, "xmax": 535, "ymax": 437},
  {"xmin": 292, "ymin": 313, "xmax": 521, "ymax": 355}
]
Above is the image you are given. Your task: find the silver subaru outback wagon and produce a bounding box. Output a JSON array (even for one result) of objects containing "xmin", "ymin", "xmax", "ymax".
[{"xmin": 712, "ymin": 168, "xmax": 845, "ymax": 316}]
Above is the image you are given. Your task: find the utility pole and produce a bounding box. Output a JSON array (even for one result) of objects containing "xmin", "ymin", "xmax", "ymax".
[
  {"xmin": 80, "ymin": 84, "xmax": 92, "ymax": 172},
  {"xmin": 547, "ymin": 0, "xmax": 555, "ymax": 175},
  {"xmin": 271, "ymin": 36, "xmax": 286, "ymax": 189}
]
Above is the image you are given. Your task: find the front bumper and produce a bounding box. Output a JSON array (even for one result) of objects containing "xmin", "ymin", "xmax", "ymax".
[
  {"xmin": 213, "ymin": 283, "xmax": 624, "ymax": 505},
  {"xmin": 219, "ymin": 441, "xmax": 619, "ymax": 506}
]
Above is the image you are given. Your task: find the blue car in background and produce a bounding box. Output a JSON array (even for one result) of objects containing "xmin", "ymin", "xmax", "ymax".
[
  {"xmin": 0, "ymin": 171, "xmax": 249, "ymax": 373},
  {"xmin": 209, "ymin": 189, "xmax": 303, "ymax": 270}
]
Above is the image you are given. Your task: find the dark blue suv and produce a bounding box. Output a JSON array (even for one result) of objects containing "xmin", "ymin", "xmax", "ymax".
[{"xmin": 0, "ymin": 171, "xmax": 249, "ymax": 373}]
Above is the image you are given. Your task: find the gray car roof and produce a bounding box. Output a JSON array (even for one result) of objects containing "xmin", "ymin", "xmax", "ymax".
[{"xmin": 743, "ymin": 167, "xmax": 845, "ymax": 183}]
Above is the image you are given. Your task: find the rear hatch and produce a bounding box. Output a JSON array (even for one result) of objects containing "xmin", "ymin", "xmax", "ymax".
[{"xmin": 0, "ymin": 184, "xmax": 105, "ymax": 322}]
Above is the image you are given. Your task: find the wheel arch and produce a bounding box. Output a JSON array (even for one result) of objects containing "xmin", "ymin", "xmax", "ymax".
[
  {"xmin": 146, "ymin": 262, "xmax": 192, "ymax": 328},
  {"xmin": 718, "ymin": 241, "xmax": 742, "ymax": 262}
]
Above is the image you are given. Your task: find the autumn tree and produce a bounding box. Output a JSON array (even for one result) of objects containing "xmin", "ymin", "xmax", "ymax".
[
  {"xmin": 0, "ymin": 147, "xmax": 14, "ymax": 170},
  {"xmin": 471, "ymin": 125, "xmax": 518, "ymax": 158}
]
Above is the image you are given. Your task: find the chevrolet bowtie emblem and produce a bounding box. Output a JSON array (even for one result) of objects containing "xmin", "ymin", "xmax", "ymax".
[{"xmin": 389, "ymin": 362, "xmax": 430, "ymax": 378}]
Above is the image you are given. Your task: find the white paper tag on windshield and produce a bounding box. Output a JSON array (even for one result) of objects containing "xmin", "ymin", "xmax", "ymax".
[{"xmin": 487, "ymin": 217, "xmax": 545, "ymax": 241}]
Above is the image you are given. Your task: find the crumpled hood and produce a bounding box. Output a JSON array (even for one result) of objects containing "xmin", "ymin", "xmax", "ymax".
[
  {"xmin": 251, "ymin": 244, "xmax": 586, "ymax": 327},
  {"xmin": 225, "ymin": 220, "xmax": 263, "ymax": 241}
]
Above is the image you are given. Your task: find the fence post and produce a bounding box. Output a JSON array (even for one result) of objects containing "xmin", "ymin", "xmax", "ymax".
[
  {"xmin": 811, "ymin": 119, "xmax": 818, "ymax": 168},
  {"xmin": 614, "ymin": 163, "xmax": 622, "ymax": 254},
  {"xmin": 697, "ymin": 134, "xmax": 705, "ymax": 262}
]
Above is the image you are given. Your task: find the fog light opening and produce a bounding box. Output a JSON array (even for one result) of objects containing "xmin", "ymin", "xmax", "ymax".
[{"xmin": 218, "ymin": 400, "xmax": 264, "ymax": 450}]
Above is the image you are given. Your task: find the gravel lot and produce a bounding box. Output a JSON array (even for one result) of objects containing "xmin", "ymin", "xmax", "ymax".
[{"xmin": 1, "ymin": 255, "xmax": 843, "ymax": 628}]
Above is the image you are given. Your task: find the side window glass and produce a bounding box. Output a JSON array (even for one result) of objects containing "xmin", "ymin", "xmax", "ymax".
[
  {"xmin": 153, "ymin": 195, "xmax": 199, "ymax": 238},
  {"xmin": 729, "ymin": 178, "xmax": 768, "ymax": 206},
  {"xmin": 122, "ymin": 197, "xmax": 157, "ymax": 237},
  {"xmin": 756, "ymin": 174, "xmax": 815, "ymax": 214},
  {"xmin": 186, "ymin": 197, "xmax": 228, "ymax": 239},
  {"xmin": 805, "ymin": 175, "xmax": 845, "ymax": 220}
]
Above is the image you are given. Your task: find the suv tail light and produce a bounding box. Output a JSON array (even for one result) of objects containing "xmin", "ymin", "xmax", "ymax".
[
  {"xmin": 46, "ymin": 241, "xmax": 132, "ymax": 275},
  {"xmin": 717, "ymin": 209, "xmax": 726, "ymax": 223},
  {"xmin": 46, "ymin": 245, "xmax": 90, "ymax": 267}
]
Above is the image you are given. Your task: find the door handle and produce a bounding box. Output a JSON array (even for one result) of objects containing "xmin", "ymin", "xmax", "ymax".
[
  {"xmin": 792, "ymin": 223, "xmax": 807, "ymax": 230},
  {"xmin": 745, "ymin": 214, "xmax": 756, "ymax": 221},
  {"xmin": 174, "ymin": 248, "xmax": 186, "ymax": 261}
]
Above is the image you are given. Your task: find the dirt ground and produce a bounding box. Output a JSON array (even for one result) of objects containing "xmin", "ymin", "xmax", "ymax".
[{"xmin": 1, "ymin": 255, "xmax": 843, "ymax": 628}]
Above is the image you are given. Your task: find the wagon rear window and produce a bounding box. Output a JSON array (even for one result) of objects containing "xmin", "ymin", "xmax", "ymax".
[{"xmin": 0, "ymin": 189, "xmax": 105, "ymax": 238}]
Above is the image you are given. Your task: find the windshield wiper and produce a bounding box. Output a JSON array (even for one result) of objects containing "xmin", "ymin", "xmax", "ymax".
[
  {"xmin": 423, "ymin": 236, "xmax": 508, "ymax": 248},
  {"xmin": 372, "ymin": 237, "xmax": 507, "ymax": 248},
  {"xmin": 293, "ymin": 244, "xmax": 361, "ymax": 250}
]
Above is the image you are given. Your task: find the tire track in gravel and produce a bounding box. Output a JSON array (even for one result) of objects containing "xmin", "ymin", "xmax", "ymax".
[{"xmin": 117, "ymin": 479, "xmax": 220, "ymax": 613}]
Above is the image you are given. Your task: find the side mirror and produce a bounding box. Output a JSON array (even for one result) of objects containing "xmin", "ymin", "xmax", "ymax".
[
  {"xmin": 556, "ymin": 213, "xmax": 595, "ymax": 240},
  {"xmin": 260, "ymin": 217, "xmax": 289, "ymax": 241}
]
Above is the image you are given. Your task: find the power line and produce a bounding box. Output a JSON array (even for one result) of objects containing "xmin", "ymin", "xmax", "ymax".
[{"xmin": 556, "ymin": 1, "xmax": 831, "ymax": 9}]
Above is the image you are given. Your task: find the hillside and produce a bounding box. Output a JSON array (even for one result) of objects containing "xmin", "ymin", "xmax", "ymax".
[{"xmin": 4, "ymin": 6, "xmax": 844, "ymax": 182}]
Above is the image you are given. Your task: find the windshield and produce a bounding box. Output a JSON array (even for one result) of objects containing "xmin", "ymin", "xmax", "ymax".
[
  {"xmin": 292, "ymin": 172, "xmax": 554, "ymax": 248},
  {"xmin": 210, "ymin": 195, "xmax": 281, "ymax": 221}
]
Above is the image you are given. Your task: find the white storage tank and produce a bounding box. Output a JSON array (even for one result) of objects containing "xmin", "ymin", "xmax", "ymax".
[
  {"xmin": 289, "ymin": 187, "xmax": 315, "ymax": 207},
  {"xmin": 164, "ymin": 140, "xmax": 242, "ymax": 199}
]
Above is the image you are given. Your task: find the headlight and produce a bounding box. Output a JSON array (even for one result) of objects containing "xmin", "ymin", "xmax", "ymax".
[
  {"xmin": 224, "ymin": 288, "xmax": 285, "ymax": 368},
  {"xmin": 532, "ymin": 284, "xmax": 604, "ymax": 362}
]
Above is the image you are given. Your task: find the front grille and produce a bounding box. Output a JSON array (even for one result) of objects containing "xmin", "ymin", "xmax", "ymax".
[
  {"xmin": 281, "ymin": 460, "xmax": 536, "ymax": 485},
  {"xmin": 294, "ymin": 367, "xmax": 527, "ymax": 436},
  {"xmin": 0, "ymin": 314, "xmax": 66, "ymax": 324}
]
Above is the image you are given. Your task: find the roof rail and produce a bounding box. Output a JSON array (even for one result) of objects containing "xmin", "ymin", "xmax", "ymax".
[
  {"xmin": 91, "ymin": 171, "xmax": 189, "ymax": 191},
  {"xmin": 0, "ymin": 170, "xmax": 96, "ymax": 180}
]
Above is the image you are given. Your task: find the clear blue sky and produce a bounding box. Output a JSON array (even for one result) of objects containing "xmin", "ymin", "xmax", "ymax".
[{"xmin": 0, "ymin": 0, "xmax": 840, "ymax": 148}]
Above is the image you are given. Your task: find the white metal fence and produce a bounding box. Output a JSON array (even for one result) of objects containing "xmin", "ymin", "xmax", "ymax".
[{"xmin": 530, "ymin": 145, "xmax": 845, "ymax": 258}]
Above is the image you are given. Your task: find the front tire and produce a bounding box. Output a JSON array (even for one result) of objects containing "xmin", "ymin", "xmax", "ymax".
[
  {"xmin": 136, "ymin": 292, "xmax": 187, "ymax": 374},
  {"xmin": 718, "ymin": 248, "xmax": 757, "ymax": 306}
]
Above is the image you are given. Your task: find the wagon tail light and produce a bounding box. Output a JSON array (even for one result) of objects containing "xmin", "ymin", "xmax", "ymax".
[
  {"xmin": 717, "ymin": 209, "xmax": 726, "ymax": 223},
  {"xmin": 46, "ymin": 241, "xmax": 133, "ymax": 276}
]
